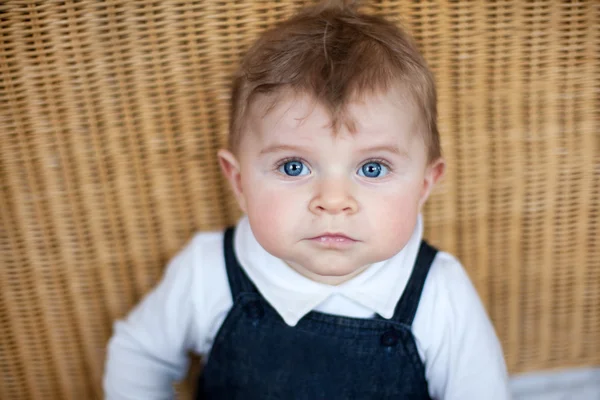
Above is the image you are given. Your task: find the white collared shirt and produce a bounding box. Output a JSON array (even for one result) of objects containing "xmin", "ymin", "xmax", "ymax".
[{"xmin": 104, "ymin": 215, "xmax": 511, "ymax": 400}]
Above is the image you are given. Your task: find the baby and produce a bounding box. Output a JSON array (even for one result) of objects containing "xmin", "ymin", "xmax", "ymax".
[{"xmin": 104, "ymin": 1, "xmax": 510, "ymax": 399}]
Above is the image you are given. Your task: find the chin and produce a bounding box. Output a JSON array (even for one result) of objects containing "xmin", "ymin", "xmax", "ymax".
[{"xmin": 310, "ymin": 263, "xmax": 365, "ymax": 278}]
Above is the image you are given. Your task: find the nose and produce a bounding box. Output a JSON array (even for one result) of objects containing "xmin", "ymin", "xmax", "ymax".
[{"xmin": 308, "ymin": 177, "xmax": 358, "ymax": 215}]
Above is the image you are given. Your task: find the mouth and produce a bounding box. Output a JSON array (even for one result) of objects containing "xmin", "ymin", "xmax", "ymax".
[{"xmin": 308, "ymin": 233, "xmax": 358, "ymax": 248}]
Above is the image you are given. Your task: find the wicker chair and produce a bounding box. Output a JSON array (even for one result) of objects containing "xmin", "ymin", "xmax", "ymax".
[{"xmin": 1, "ymin": 1, "xmax": 598, "ymax": 398}]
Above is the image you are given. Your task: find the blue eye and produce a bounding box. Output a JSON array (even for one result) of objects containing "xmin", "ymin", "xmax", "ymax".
[
  {"xmin": 279, "ymin": 160, "xmax": 310, "ymax": 177},
  {"xmin": 358, "ymin": 161, "xmax": 389, "ymax": 178}
]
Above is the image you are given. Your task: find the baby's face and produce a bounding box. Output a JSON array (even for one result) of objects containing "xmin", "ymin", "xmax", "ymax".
[{"xmin": 220, "ymin": 90, "xmax": 443, "ymax": 285}]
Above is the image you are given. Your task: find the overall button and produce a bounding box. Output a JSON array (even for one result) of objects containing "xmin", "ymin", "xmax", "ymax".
[
  {"xmin": 380, "ymin": 329, "xmax": 399, "ymax": 347},
  {"xmin": 244, "ymin": 301, "xmax": 264, "ymax": 322}
]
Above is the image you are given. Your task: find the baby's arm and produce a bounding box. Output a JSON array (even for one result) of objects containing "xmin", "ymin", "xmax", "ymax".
[
  {"xmin": 416, "ymin": 253, "xmax": 511, "ymax": 400},
  {"xmin": 103, "ymin": 241, "xmax": 198, "ymax": 400}
]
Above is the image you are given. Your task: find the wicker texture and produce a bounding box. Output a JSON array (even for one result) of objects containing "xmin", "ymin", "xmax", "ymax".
[{"xmin": 0, "ymin": 1, "xmax": 598, "ymax": 399}]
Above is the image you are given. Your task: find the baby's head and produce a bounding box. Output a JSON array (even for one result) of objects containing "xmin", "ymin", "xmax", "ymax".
[{"xmin": 219, "ymin": 0, "xmax": 445, "ymax": 285}]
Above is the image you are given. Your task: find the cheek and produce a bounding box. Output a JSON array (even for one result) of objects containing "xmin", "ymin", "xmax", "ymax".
[
  {"xmin": 242, "ymin": 181, "xmax": 302, "ymax": 252},
  {"xmin": 243, "ymin": 170, "xmax": 308, "ymax": 219},
  {"xmin": 245, "ymin": 182, "xmax": 296, "ymax": 218},
  {"xmin": 364, "ymin": 186, "xmax": 422, "ymax": 247}
]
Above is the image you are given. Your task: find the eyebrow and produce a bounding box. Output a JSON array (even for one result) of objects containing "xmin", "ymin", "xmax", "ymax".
[
  {"xmin": 259, "ymin": 143, "xmax": 410, "ymax": 158},
  {"xmin": 359, "ymin": 144, "xmax": 410, "ymax": 158},
  {"xmin": 259, "ymin": 144, "xmax": 310, "ymax": 155}
]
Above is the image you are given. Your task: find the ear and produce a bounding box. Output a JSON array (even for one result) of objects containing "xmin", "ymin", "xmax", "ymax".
[
  {"xmin": 419, "ymin": 157, "xmax": 446, "ymax": 209},
  {"xmin": 218, "ymin": 149, "xmax": 247, "ymax": 213}
]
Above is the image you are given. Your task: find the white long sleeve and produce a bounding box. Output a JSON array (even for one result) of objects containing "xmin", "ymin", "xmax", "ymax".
[
  {"xmin": 103, "ymin": 241, "xmax": 198, "ymax": 400},
  {"xmin": 417, "ymin": 252, "xmax": 511, "ymax": 399}
]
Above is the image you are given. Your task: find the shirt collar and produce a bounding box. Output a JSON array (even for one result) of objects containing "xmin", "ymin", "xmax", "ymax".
[{"xmin": 234, "ymin": 215, "xmax": 424, "ymax": 326}]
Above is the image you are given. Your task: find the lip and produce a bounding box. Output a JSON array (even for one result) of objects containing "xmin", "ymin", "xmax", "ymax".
[
  {"xmin": 310, "ymin": 232, "xmax": 356, "ymax": 241},
  {"xmin": 308, "ymin": 233, "xmax": 358, "ymax": 248}
]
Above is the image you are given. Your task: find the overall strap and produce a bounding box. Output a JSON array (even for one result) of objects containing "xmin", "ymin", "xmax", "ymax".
[
  {"xmin": 223, "ymin": 227, "xmax": 258, "ymax": 298},
  {"xmin": 392, "ymin": 240, "xmax": 438, "ymax": 326}
]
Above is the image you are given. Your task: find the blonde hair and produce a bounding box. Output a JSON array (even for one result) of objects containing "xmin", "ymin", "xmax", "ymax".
[{"xmin": 229, "ymin": 0, "xmax": 440, "ymax": 162}]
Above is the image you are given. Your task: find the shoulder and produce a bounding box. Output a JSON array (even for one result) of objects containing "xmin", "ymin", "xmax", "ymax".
[
  {"xmin": 412, "ymin": 248, "xmax": 494, "ymax": 353},
  {"xmin": 186, "ymin": 229, "xmax": 226, "ymax": 265},
  {"xmin": 153, "ymin": 229, "xmax": 228, "ymax": 305},
  {"xmin": 417, "ymin": 249, "xmax": 486, "ymax": 329},
  {"xmin": 188, "ymin": 228, "xmax": 225, "ymax": 253},
  {"xmin": 184, "ymin": 228, "xmax": 229, "ymax": 295},
  {"xmin": 161, "ymin": 229, "xmax": 225, "ymax": 285},
  {"xmin": 426, "ymin": 249, "xmax": 479, "ymax": 305}
]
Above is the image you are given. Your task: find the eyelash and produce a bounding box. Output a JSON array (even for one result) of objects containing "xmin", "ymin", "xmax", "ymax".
[
  {"xmin": 274, "ymin": 157, "xmax": 309, "ymax": 171},
  {"xmin": 273, "ymin": 157, "xmax": 393, "ymax": 176},
  {"xmin": 363, "ymin": 158, "xmax": 392, "ymax": 172}
]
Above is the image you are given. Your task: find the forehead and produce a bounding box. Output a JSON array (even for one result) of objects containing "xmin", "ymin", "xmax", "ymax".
[{"xmin": 246, "ymin": 87, "xmax": 420, "ymax": 143}]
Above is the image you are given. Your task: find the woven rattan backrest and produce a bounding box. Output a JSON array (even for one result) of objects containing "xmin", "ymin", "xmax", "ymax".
[{"xmin": 1, "ymin": 1, "xmax": 598, "ymax": 399}]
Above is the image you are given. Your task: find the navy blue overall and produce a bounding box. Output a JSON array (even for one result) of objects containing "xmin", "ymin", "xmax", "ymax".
[{"xmin": 197, "ymin": 227, "xmax": 437, "ymax": 399}]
